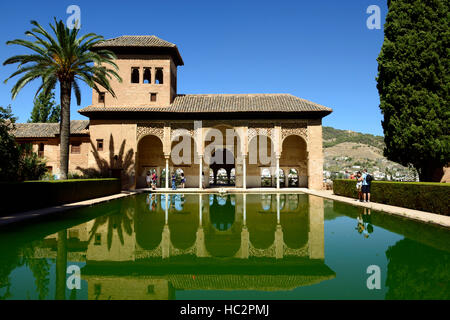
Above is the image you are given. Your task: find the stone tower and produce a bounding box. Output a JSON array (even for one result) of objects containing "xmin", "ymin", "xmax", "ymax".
[{"xmin": 90, "ymin": 35, "xmax": 184, "ymax": 107}]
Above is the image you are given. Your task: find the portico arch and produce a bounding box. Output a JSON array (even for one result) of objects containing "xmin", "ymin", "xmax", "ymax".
[
  {"xmin": 280, "ymin": 135, "xmax": 308, "ymax": 187},
  {"xmin": 136, "ymin": 134, "xmax": 165, "ymax": 188}
]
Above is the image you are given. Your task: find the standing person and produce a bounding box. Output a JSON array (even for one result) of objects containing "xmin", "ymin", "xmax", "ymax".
[
  {"xmin": 202, "ymin": 172, "xmax": 205, "ymax": 189},
  {"xmin": 181, "ymin": 172, "xmax": 186, "ymax": 188},
  {"xmin": 171, "ymin": 171, "xmax": 177, "ymax": 190},
  {"xmin": 362, "ymin": 169, "xmax": 372, "ymax": 203},
  {"xmin": 350, "ymin": 172, "xmax": 355, "ymax": 180},
  {"xmin": 146, "ymin": 171, "xmax": 151, "ymax": 188},
  {"xmin": 151, "ymin": 170, "xmax": 157, "ymax": 190},
  {"xmin": 355, "ymin": 171, "xmax": 363, "ymax": 202}
]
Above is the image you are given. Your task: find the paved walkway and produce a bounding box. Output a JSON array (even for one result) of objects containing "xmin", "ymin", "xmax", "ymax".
[
  {"xmin": 301, "ymin": 189, "xmax": 450, "ymax": 229},
  {"xmin": 0, "ymin": 191, "xmax": 138, "ymax": 228}
]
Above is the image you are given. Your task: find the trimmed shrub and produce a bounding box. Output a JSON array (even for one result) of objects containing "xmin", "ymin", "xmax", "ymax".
[
  {"xmin": 333, "ymin": 180, "xmax": 450, "ymax": 216},
  {"xmin": 0, "ymin": 178, "xmax": 121, "ymax": 215}
]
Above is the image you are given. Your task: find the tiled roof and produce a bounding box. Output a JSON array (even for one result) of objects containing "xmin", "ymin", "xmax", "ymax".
[
  {"xmin": 92, "ymin": 35, "xmax": 177, "ymax": 49},
  {"xmin": 92, "ymin": 35, "xmax": 184, "ymax": 66},
  {"xmin": 10, "ymin": 120, "xmax": 89, "ymax": 138},
  {"xmin": 78, "ymin": 94, "xmax": 332, "ymax": 114}
]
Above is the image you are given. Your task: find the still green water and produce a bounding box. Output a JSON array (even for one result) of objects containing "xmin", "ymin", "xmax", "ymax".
[{"xmin": 0, "ymin": 193, "xmax": 449, "ymax": 300}]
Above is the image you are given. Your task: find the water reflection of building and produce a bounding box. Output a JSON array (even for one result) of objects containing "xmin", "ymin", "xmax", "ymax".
[{"xmin": 44, "ymin": 194, "xmax": 334, "ymax": 300}]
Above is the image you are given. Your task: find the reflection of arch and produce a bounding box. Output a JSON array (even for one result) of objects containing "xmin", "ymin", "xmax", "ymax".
[
  {"xmin": 281, "ymin": 135, "xmax": 308, "ymax": 187},
  {"xmin": 135, "ymin": 195, "xmax": 164, "ymax": 250},
  {"xmin": 210, "ymin": 195, "xmax": 235, "ymax": 231},
  {"xmin": 247, "ymin": 194, "xmax": 277, "ymax": 249},
  {"xmin": 205, "ymin": 194, "xmax": 240, "ymax": 257},
  {"xmin": 137, "ymin": 135, "xmax": 165, "ymax": 188},
  {"xmin": 169, "ymin": 196, "xmax": 198, "ymax": 249},
  {"xmin": 280, "ymin": 195, "xmax": 309, "ymax": 249}
]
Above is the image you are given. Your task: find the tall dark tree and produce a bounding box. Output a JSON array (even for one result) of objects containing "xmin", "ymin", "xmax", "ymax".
[
  {"xmin": 4, "ymin": 19, "xmax": 121, "ymax": 179},
  {"xmin": 376, "ymin": 0, "xmax": 449, "ymax": 182},
  {"xmin": 29, "ymin": 91, "xmax": 60, "ymax": 123},
  {"xmin": 0, "ymin": 106, "xmax": 20, "ymax": 181}
]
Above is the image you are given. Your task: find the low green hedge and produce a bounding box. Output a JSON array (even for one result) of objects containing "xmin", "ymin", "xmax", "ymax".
[
  {"xmin": 333, "ymin": 180, "xmax": 450, "ymax": 216},
  {"xmin": 0, "ymin": 178, "xmax": 121, "ymax": 215}
]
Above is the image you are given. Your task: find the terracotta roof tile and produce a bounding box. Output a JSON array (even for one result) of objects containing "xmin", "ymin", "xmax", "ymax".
[
  {"xmin": 10, "ymin": 120, "xmax": 89, "ymax": 138},
  {"xmin": 78, "ymin": 94, "xmax": 332, "ymax": 114}
]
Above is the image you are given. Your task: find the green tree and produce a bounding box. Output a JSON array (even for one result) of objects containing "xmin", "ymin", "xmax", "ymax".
[
  {"xmin": 376, "ymin": 0, "xmax": 449, "ymax": 181},
  {"xmin": 0, "ymin": 106, "xmax": 20, "ymax": 181},
  {"xmin": 29, "ymin": 91, "xmax": 60, "ymax": 123},
  {"xmin": 4, "ymin": 19, "xmax": 121, "ymax": 179}
]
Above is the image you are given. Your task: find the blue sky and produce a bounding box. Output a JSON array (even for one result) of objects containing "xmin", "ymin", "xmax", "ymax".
[{"xmin": 0, "ymin": 0, "xmax": 387, "ymax": 135}]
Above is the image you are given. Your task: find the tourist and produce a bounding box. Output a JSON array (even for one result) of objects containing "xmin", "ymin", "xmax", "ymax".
[
  {"xmin": 344, "ymin": 171, "xmax": 350, "ymax": 179},
  {"xmin": 181, "ymin": 172, "xmax": 186, "ymax": 188},
  {"xmin": 146, "ymin": 171, "xmax": 151, "ymax": 188},
  {"xmin": 362, "ymin": 169, "xmax": 372, "ymax": 203},
  {"xmin": 356, "ymin": 171, "xmax": 363, "ymax": 202},
  {"xmin": 202, "ymin": 172, "xmax": 205, "ymax": 188},
  {"xmin": 171, "ymin": 172, "xmax": 177, "ymax": 190},
  {"xmin": 350, "ymin": 172, "xmax": 355, "ymax": 180},
  {"xmin": 151, "ymin": 170, "xmax": 157, "ymax": 190}
]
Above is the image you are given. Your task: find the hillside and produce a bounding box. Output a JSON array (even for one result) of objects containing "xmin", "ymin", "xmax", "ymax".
[
  {"xmin": 322, "ymin": 127, "xmax": 417, "ymax": 181},
  {"xmin": 323, "ymin": 126, "xmax": 385, "ymax": 149}
]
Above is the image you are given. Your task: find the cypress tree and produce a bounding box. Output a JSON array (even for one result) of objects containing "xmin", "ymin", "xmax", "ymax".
[{"xmin": 377, "ymin": 0, "xmax": 449, "ymax": 181}]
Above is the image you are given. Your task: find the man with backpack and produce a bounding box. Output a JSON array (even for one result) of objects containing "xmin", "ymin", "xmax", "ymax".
[{"xmin": 362, "ymin": 169, "xmax": 373, "ymax": 203}]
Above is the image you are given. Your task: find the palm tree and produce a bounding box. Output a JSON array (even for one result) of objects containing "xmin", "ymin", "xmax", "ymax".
[{"xmin": 3, "ymin": 19, "xmax": 122, "ymax": 179}]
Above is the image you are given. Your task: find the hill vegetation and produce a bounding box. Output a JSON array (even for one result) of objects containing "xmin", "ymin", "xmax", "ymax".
[{"xmin": 323, "ymin": 126, "xmax": 385, "ymax": 149}]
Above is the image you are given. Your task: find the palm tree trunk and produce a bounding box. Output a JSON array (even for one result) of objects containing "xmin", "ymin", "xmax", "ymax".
[{"xmin": 59, "ymin": 81, "xmax": 71, "ymax": 180}]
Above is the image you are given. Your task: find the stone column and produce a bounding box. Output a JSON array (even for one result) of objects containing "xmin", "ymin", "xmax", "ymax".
[
  {"xmin": 242, "ymin": 155, "xmax": 247, "ymax": 189},
  {"xmin": 165, "ymin": 156, "xmax": 169, "ymax": 189},
  {"xmin": 308, "ymin": 195, "xmax": 324, "ymax": 259},
  {"xmin": 276, "ymin": 156, "xmax": 280, "ymax": 189},
  {"xmin": 199, "ymin": 155, "xmax": 203, "ymax": 189}
]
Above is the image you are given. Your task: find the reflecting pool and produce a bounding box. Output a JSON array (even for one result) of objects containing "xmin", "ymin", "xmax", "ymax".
[{"xmin": 0, "ymin": 193, "xmax": 449, "ymax": 300}]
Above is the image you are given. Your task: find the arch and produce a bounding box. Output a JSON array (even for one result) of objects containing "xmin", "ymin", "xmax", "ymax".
[
  {"xmin": 209, "ymin": 148, "xmax": 236, "ymax": 186},
  {"xmin": 280, "ymin": 135, "xmax": 308, "ymax": 187},
  {"xmin": 260, "ymin": 168, "xmax": 272, "ymax": 187},
  {"xmin": 288, "ymin": 168, "xmax": 299, "ymax": 187},
  {"xmin": 155, "ymin": 68, "xmax": 164, "ymax": 84},
  {"xmin": 131, "ymin": 68, "xmax": 140, "ymax": 83},
  {"xmin": 170, "ymin": 135, "xmax": 199, "ymax": 188},
  {"xmin": 247, "ymin": 134, "xmax": 276, "ymax": 188},
  {"xmin": 143, "ymin": 68, "xmax": 151, "ymax": 84},
  {"xmin": 136, "ymin": 134, "xmax": 165, "ymax": 188}
]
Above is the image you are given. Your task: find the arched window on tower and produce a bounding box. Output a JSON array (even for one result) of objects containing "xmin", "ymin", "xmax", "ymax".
[
  {"xmin": 155, "ymin": 68, "xmax": 163, "ymax": 84},
  {"xmin": 143, "ymin": 68, "xmax": 151, "ymax": 84},
  {"xmin": 131, "ymin": 68, "xmax": 140, "ymax": 83}
]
